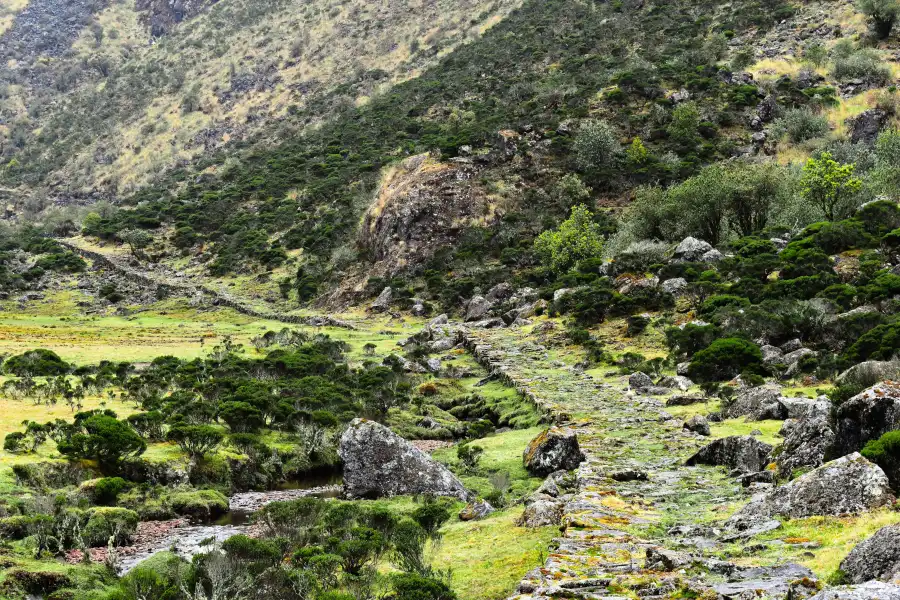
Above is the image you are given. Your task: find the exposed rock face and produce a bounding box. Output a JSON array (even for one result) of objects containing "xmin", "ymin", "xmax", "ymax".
[
  {"xmin": 658, "ymin": 375, "xmax": 693, "ymax": 391},
  {"xmin": 777, "ymin": 416, "xmax": 836, "ymax": 478},
  {"xmin": 807, "ymin": 582, "xmax": 900, "ymax": 600},
  {"xmin": 523, "ymin": 428, "xmax": 585, "ymax": 476},
  {"xmin": 517, "ymin": 496, "xmax": 565, "ymax": 527},
  {"xmin": 465, "ymin": 296, "xmax": 494, "ymax": 322},
  {"xmin": 673, "ymin": 237, "xmax": 713, "ymax": 262},
  {"xmin": 841, "ymin": 525, "xmax": 900, "ymax": 584},
  {"xmin": 725, "ymin": 385, "xmax": 787, "ymax": 421},
  {"xmin": 459, "ymin": 500, "xmax": 495, "ymax": 521},
  {"xmin": 629, "ymin": 371, "xmax": 653, "ymax": 389},
  {"xmin": 731, "ymin": 453, "xmax": 894, "ymax": 521},
  {"xmin": 369, "ymin": 287, "xmax": 393, "ymax": 312},
  {"xmin": 837, "ymin": 361, "xmax": 900, "ymax": 385},
  {"xmin": 761, "ymin": 345, "xmax": 785, "ymax": 365},
  {"xmin": 685, "ymin": 436, "xmax": 772, "ymax": 474},
  {"xmin": 835, "ymin": 383, "xmax": 900, "ymax": 456},
  {"xmin": 713, "ymin": 563, "xmax": 818, "ymax": 600},
  {"xmin": 339, "ymin": 419, "xmax": 470, "ymax": 500},
  {"xmin": 662, "ymin": 278, "xmax": 688, "ymax": 294},
  {"xmin": 683, "ymin": 414, "xmax": 711, "ymax": 436},
  {"xmin": 847, "ymin": 109, "xmax": 890, "ymax": 145},
  {"xmin": 645, "ymin": 547, "xmax": 690, "ymax": 571},
  {"xmin": 779, "ymin": 397, "xmax": 830, "ymax": 421},
  {"xmin": 359, "ymin": 154, "xmax": 490, "ymax": 277}
]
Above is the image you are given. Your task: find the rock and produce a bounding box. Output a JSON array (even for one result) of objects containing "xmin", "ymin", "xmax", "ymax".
[
  {"xmin": 658, "ymin": 375, "xmax": 693, "ymax": 391},
  {"xmin": 761, "ymin": 345, "xmax": 785, "ymax": 365},
  {"xmin": 722, "ymin": 517, "xmax": 783, "ymax": 541},
  {"xmin": 841, "ymin": 525, "xmax": 900, "ymax": 584},
  {"xmin": 517, "ymin": 496, "xmax": 565, "ymax": 527},
  {"xmin": 666, "ymin": 394, "xmax": 707, "ymax": 407},
  {"xmin": 837, "ymin": 361, "xmax": 900, "ymax": 385},
  {"xmin": 485, "ymin": 282, "xmax": 514, "ymax": 303},
  {"xmin": 339, "ymin": 419, "xmax": 470, "ymax": 500},
  {"xmin": 756, "ymin": 94, "xmax": 778, "ymax": 125},
  {"xmin": 683, "ymin": 414, "xmax": 711, "ymax": 436},
  {"xmin": 835, "ymin": 383, "xmax": 900, "ymax": 456},
  {"xmin": 725, "ymin": 384, "xmax": 787, "ymax": 421},
  {"xmin": 685, "ymin": 436, "xmax": 773, "ymax": 474},
  {"xmin": 806, "ymin": 582, "xmax": 900, "ymax": 600},
  {"xmin": 428, "ymin": 339, "xmax": 455, "ymax": 353},
  {"xmin": 425, "ymin": 358, "xmax": 441, "ymax": 373},
  {"xmin": 714, "ymin": 564, "xmax": 818, "ymax": 600},
  {"xmin": 784, "ymin": 348, "xmax": 818, "ymax": 376},
  {"xmin": 730, "ymin": 453, "xmax": 894, "ymax": 521},
  {"xmin": 553, "ymin": 287, "xmax": 579, "ymax": 303},
  {"xmin": 458, "ymin": 500, "xmax": 495, "ymax": 521},
  {"xmin": 676, "ymin": 362, "xmax": 691, "ymax": 376},
  {"xmin": 629, "ymin": 371, "xmax": 653, "ymax": 389},
  {"xmin": 465, "ymin": 296, "xmax": 494, "ymax": 322},
  {"xmin": 523, "ymin": 427, "xmax": 585, "ymax": 476},
  {"xmin": 673, "ymin": 237, "xmax": 713, "ymax": 262},
  {"xmin": 740, "ymin": 470, "xmax": 775, "ymax": 487},
  {"xmin": 535, "ymin": 475, "xmax": 561, "ymax": 498},
  {"xmin": 662, "ymin": 277, "xmax": 688, "ymax": 294},
  {"xmin": 611, "ymin": 469, "xmax": 649, "ymax": 482},
  {"xmin": 411, "ymin": 300, "xmax": 427, "ymax": 316},
  {"xmin": 428, "ymin": 314, "xmax": 449, "ymax": 328},
  {"xmin": 670, "ymin": 88, "xmax": 691, "ymax": 103},
  {"xmin": 645, "ymin": 547, "xmax": 690, "ymax": 571},
  {"xmin": 781, "ymin": 339, "xmax": 803, "ymax": 353},
  {"xmin": 369, "ymin": 287, "xmax": 393, "ymax": 313},
  {"xmin": 779, "ymin": 397, "xmax": 830, "ymax": 421},
  {"xmin": 469, "ymin": 317, "xmax": 505, "ymax": 329},
  {"xmin": 777, "ymin": 416, "xmax": 836, "ymax": 478},
  {"xmin": 702, "ymin": 248, "xmax": 725, "ymax": 262},
  {"xmin": 848, "ymin": 109, "xmax": 889, "ymax": 145}
]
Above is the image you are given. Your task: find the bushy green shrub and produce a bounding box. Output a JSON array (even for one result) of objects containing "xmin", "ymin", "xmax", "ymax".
[
  {"xmin": 391, "ymin": 573, "xmax": 458, "ymax": 600},
  {"xmin": 772, "ymin": 107, "xmax": 829, "ymax": 143},
  {"xmin": 687, "ymin": 338, "xmax": 763, "ymax": 381},
  {"xmin": 861, "ymin": 431, "xmax": 900, "ymax": 488},
  {"xmin": 831, "ymin": 48, "xmax": 892, "ymax": 83},
  {"xmin": 699, "ymin": 294, "xmax": 751, "ymax": 318},
  {"xmin": 83, "ymin": 507, "xmax": 139, "ymax": 546},
  {"xmin": 665, "ymin": 323, "xmax": 722, "ymax": 359},
  {"xmin": 92, "ymin": 477, "xmax": 128, "ymax": 505},
  {"xmin": 844, "ymin": 320, "xmax": 900, "ymax": 362},
  {"xmin": 3, "ymin": 349, "xmax": 70, "ymax": 376}
]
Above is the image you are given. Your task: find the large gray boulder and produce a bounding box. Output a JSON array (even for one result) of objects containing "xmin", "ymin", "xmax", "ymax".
[
  {"xmin": 369, "ymin": 287, "xmax": 393, "ymax": 313},
  {"xmin": 841, "ymin": 525, "xmax": 900, "ymax": 584},
  {"xmin": 465, "ymin": 296, "xmax": 494, "ymax": 322},
  {"xmin": 517, "ymin": 496, "xmax": 565, "ymax": 527},
  {"xmin": 674, "ymin": 237, "xmax": 713, "ymax": 262},
  {"xmin": 713, "ymin": 563, "xmax": 818, "ymax": 600},
  {"xmin": 629, "ymin": 371, "xmax": 653, "ymax": 389},
  {"xmin": 730, "ymin": 453, "xmax": 894, "ymax": 521},
  {"xmin": 339, "ymin": 419, "xmax": 470, "ymax": 500},
  {"xmin": 847, "ymin": 109, "xmax": 890, "ymax": 145},
  {"xmin": 523, "ymin": 427, "xmax": 585, "ymax": 476},
  {"xmin": 806, "ymin": 582, "xmax": 900, "ymax": 600},
  {"xmin": 777, "ymin": 416, "xmax": 836, "ymax": 478},
  {"xmin": 684, "ymin": 414, "xmax": 711, "ymax": 436},
  {"xmin": 725, "ymin": 384, "xmax": 787, "ymax": 421},
  {"xmin": 685, "ymin": 436, "xmax": 773, "ymax": 474},
  {"xmin": 837, "ymin": 361, "xmax": 900, "ymax": 385},
  {"xmin": 779, "ymin": 397, "xmax": 831, "ymax": 421},
  {"xmin": 836, "ymin": 383, "xmax": 900, "ymax": 456}
]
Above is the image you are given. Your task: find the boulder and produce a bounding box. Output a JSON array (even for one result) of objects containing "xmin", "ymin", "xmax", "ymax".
[
  {"xmin": 369, "ymin": 287, "xmax": 393, "ymax": 313},
  {"xmin": 724, "ymin": 384, "xmax": 787, "ymax": 421},
  {"xmin": 523, "ymin": 427, "xmax": 585, "ymax": 476},
  {"xmin": 517, "ymin": 496, "xmax": 565, "ymax": 527},
  {"xmin": 674, "ymin": 237, "xmax": 713, "ymax": 262},
  {"xmin": 645, "ymin": 547, "xmax": 690, "ymax": 571},
  {"xmin": 777, "ymin": 416, "xmax": 836, "ymax": 478},
  {"xmin": 835, "ymin": 383, "xmax": 900, "ymax": 456},
  {"xmin": 339, "ymin": 419, "xmax": 470, "ymax": 500},
  {"xmin": 779, "ymin": 397, "xmax": 830, "ymax": 421},
  {"xmin": 685, "ymin": 436, "xmax": 772, "ymax": 474},
  {"xmin": 761, "ymin": 345, "xmax": 785, "ymax": 365},
  {"xmin": 806, "ymin": 582, "xmax": 900, "ymax": 600},
  {"xmin": 848, "ymin": 109, "xmax": 889, "ymax": 145},
  {"xmin": 683, "ymin": 414, "xmax": 711, "ymax": 436},
  {"xmin": 465, "ymin": 296, "xmax": 494, "ymax": 322},
  {"xmin": 485, "ymin": 282, "xmax": 513, "ymax": 303},
  {"xmin": 666, "ymin": 394, "xmax": 706, "ymax": 407},
  {"xmin": 662, "ymin": 278, "xmax": 688, "ymax": 295},
  {"xmin": 837, "ymin": 361, "xmax": 900, "ymax": 385},
  {"xmin": 730, "ymin": 453, "xmax": 894, "ymax": 521},
  {"xmin": 841, "ymin": 525, "xmax": 900, "ymax": 584},
  {"xmin": 629, "ymin": 371, "xmax": 653, "ymax": 389},
  {"xmin": 784, "ymin": 348, "xmax": 818, "ymax": 376},
  {"xmin": 781, "ymin": 339, "xmax": 803, "ymax": 353},
  {"xmin": 676, "ymin": 362, "xmax": 691, "ymax": 376},
  {"xmin": 658, "ymin": 375, "xmax": 693, "ymax": 391},
  {"xmin": 458, "ymin": 500, "xmax": 495, "ymax": 521},
  {"xmin": 702, "ymin": 248, "xmax": 725, "ymax": 262}
]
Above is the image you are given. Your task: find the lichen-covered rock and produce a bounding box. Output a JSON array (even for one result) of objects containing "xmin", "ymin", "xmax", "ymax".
[
  {"xmin": 645, "ymin": 547, "xmax": 691, "ymax": 571},
  {"xmin": 465, "ymin": 295, "xmax": 494, "ymax": 322},
  {"xmin": 517, "ymin": 496, "xmax": 565, "ymax": 527},
  {"xmin": 369, "ymin": 287, "xmax": 392, "ymax": 313},
  {"xmin": 683, "ymin": 414, "xmax": 711, "ymax": 436},
  {"xmin": 458, "ymin": 500, "xmax": 495, "ymax": 521},
  {"xmin": 658, "ymin": 375, "xmax": 693, "ymax": 391},
  {"xmin": 673, "ymin": 237, "xmax": 713, "ymax": 262},
  {"xmin": 841, "ymin": 525, "xmax": 900, "ymax": 584},
  {"xmin": 761, "ymin": 345, "xmax": 784, "ymax": 365},
  {"xmin": 339, "ymin": 419, "xmax": 470, "ymax": 500},
  {"xmin": 847, "ymin": 109, "xmax": 890, "ymax": 145},
  {"xmin": 777, "ymin": 416, "xmax": 835, "ymax": 478},
  {"xmin": 779, "ymin": 397, "xmax": 831, "ymax": 421},
  {"xmin": 836, "ymin": 383, "xmax": 900, "ymax": 456},
  {"xmin": 806, "ymin": 582, "xmax": 900, "ymax": 600},
  {"xmin": 523, "ymin": 427, "xmax": 585, "ymax": 476},
  {"xmin": 629, "ymin": 371, "xmax": 653, "ymax": 389},
  {"xmin": 731, "ymin": 453, "xmax": 894, "ymax": 521},
  {"xmin": 662, "ymin": 277, "xmax": 688, "ymax": 294},
  {"xmin": 685, "ymin": 436, "xmax": 772, "ymax": 474},
  {"xmin": 725, "ymin": 384, "xmax": 787, "ymax": 421}
]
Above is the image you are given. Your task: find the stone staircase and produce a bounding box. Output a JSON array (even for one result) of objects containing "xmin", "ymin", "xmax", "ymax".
[{"xmin": 461, "ymin": 326, "xmax": 746, "ymax": 600}]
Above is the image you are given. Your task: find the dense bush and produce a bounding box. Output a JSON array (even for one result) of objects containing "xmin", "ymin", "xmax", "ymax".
[
  {"xmin": 772, "ymin": 108, "xmax": 829, "ymax": 143},
  {"xmin": 861, "ymin": 431, "xmax": 900, "ymax": 489},
  {"xmin": 83, "ymin": 507, "xmax": 139, "ymax": 546},
  {"xmin": 3, "ymin": 349, "xmax": 71, "ymax": 376},
  {"xmin": 57, "ymin": 412, "xmax": 146, "ymax": 464},
  {"xmin": 844, "ymin": 321, "xmax": 900, "ymax": 362},
  {"xmin": 687, "ymin": 338, "xmax": 763, "ymax": 381}
]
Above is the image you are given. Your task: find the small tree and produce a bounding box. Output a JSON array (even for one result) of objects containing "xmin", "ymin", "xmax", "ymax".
[
  {"xmin": 456, "ymin": 443, "xmax": 483, "ymax": 472},
  {"xmin": 857, "ymin": 0, "xmax": 900, "ymax": 38},
  {"xmin": 534, "ymin": 204, "xmax": 606, "ymax": 274},
  {"xmin": 667, "ymin": 101, "xmax": 701, "ymax": 146},
  {"xmin": 573, "ymin": 119, "xmax": 620, "ymax": 170},
  {"xmin": 119, "ymin": 228, "xmax": 152, "ymax": 258},
  {"xmin": 167, "ymin": 425, "xmax": 224, "ymax": 458},
  {"xmin": 800, "ymin": 152, "xmax": 863, "ymax": 221},
  {"xmin": 57, "ymin": 414, "xmax": 146, "ymax": 464}
]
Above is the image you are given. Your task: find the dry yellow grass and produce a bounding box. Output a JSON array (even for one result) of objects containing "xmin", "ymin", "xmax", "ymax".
[{"xmin": 0, "ymin": 0, "xmax": 28, "ymax": 36}]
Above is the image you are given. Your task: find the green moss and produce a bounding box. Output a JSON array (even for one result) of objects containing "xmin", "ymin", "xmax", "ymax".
[{"xmin": 169, "ymin": 489, "xmax": 229, "ymax": 522}]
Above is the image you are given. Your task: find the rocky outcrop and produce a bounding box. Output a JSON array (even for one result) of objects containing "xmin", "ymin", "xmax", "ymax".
[
  {"xmin": 339, "ymin": 419, "xmax": 470, "ymax": 500},
  {"xmin": 517, "ymin": 495, "xmax": 565, "ymax": 527},
  {"xmin": 685, "ymin": 436, "xmax": 772, "ymax": 474},
  {"xmin": 523, "ymin": 428, "xmax": 585, "ymax": 476},
  {"xmin": 629, "ymin": 371, "xmax": 653, "ymax": 389},
  {"xmin": 683, "ymin": 415, "xmax": 711, "ymax": 436},
  {"xmin": 359, "ymin": 154, "xmax": 491, "ymax": 277},
  {"xmin": 724, "ymin": 385, "xmax": 787, "ymax": 421},
  {"xmin": 673, "ymin": 237, "xmax": 713, "ymax": 262},
  {"xmin": 466, "ymin": 296, "xmax": 494, "ymax": 322},
  {"xmin": 841, "ymin": 526, "xmax": 900, "ymax": 584},
  {"xmin": 369, "ymin": 287, "xmax": 393, "ymax": 312},
  {"xmin": 847, "ymin": 109, "xmax": 890, "ymax": 145},
  {"xmin": 807, "ymin": 582, "xmax": 900, "ymax": 600},
  {"xmin": 835, "ymin": 383, "xmax": 900, "ymax": 456},
  {"xmin": 777, "ymin": 416, "xmax": 835, "ymax": 478},
  {"xmin": 731, "ymin": 453, "xmax": 894, "ymax": 522}
]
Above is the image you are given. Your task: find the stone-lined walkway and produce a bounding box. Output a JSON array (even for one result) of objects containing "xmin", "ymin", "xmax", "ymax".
[{"xmin": 462, "ymin": 326, "xmax": 746, "ymax": 600}]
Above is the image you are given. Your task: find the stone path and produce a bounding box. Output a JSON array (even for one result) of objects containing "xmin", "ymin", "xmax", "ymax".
[{"xmin": 462, "ymin": 326, "xmax": 747, "ymax": 600}]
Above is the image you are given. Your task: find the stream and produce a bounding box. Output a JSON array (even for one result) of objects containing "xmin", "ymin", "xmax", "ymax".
[{"xmin": 116, "ymin": 478, "xmax": 343, "ymax": 574}]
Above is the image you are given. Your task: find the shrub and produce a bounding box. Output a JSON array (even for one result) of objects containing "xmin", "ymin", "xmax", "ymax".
[
  {"xmin": 861, "ymin": 431, "xmax": 900, "ymax": 488},
  {"xmin": 687, "ymin": 338, "xmax": 764, "ymax": 382},
  {"xmin": 411, "ymin": 501, "xmax": 452, "ymax": 538},
  {"xmin": 57, "ymin": 414, "xmax": 146, "ymax": 464},
  {"xmin": 799, "ymin": 153, "xmax": 863, "ymax": 221},
  {"xmin": 857, "ymin": 0, "xmax": 900, "ymax": 38},
  {"xmin": 844, "ymin": 321, "xmax": 900, "ymax": 362},
  {"xmin": 83, "ymin": 507, "xmax": 139, "ymax": 546},
  {"xmin": 772, "ymin": 107, "xmax": 829, "ymax": 143},
  {"xmin": 665, "ymin": 323, "xmax": 721, "ymax": 359},
  {"xmin": 456, "ymin": 443, "xmax": 483, "ymax": 472},
  {"xmin": 169, "ymin": 489, "xmax": 229, "ymax": 522},
  {"xmin": 92, "ymin": 477, "xmax": 128, "ymax": 505},
  {"xmin": 699, "ymin": 294, "xmax": 751, "ymax": 318},
  {"xmin": 391, "ymin": 573, "xmax": 458, "ymax": 600},
  {"xmin": 3, "ymin": 349, "xmax": 70, "ymax": 376},
  {"xmin": 534, "ymin": 205, "xmax": 606, "ymax": 274},
  {"xmin": 573, "ymin": 119, "xmax": 620, "ymax": 170},
  {"xmin": 831, "ymin": 48, "xmax": 892, "ymax": 83},
  {"xmin": 166, "ymin": 425, "xmax": 224, "ymax": 458}
]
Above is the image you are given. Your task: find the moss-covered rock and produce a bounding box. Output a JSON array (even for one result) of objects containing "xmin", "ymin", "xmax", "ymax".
[
  {"xmin": 169, "ymin": 489, "xmax": 229, "ymax": 522},
  {"xmin": 83, "ymin": 507, "xmax": 139, "ymax": 546}
]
